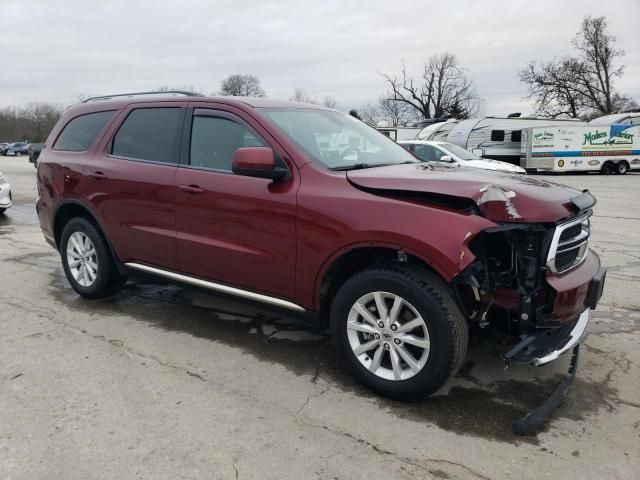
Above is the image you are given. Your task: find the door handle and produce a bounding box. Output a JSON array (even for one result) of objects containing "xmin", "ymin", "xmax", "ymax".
[
  {"xmin": 179, "ymin": 184, "xmax": 204, "ymax": 194},
  {"xmin": 88, "ymin": 171, "xmax": 107, "ymax": 180}
]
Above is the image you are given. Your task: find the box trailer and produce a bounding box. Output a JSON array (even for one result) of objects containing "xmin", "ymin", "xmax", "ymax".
[{"xmin": 522, "ymin": 124, "xmax": 640, "ymax": 174}]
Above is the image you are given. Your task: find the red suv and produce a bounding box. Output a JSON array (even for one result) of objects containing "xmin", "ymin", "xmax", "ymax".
[{"xmin": 36, "ymin": 92, "xmax": 605, "ymax": 409}]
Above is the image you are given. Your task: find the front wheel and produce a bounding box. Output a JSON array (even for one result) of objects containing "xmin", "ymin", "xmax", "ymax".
[{"xmin": 330, "ymin": 267, "xmax": 468, "ymax": 400}]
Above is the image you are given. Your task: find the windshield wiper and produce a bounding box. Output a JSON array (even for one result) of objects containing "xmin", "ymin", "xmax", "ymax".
[
  {"xmin": 329, "ymin": 163, "xmax": 372, "ymax": 171},
  {"xmin": 329, "ymin": 161, "xmax": 417, "ymax": 171}
]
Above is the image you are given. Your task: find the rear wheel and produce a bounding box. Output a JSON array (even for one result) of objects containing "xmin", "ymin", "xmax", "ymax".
[
  {"xmin": 330, "ymin": 267, "xmax": 468, "ymax": 400},
  {"xmin": 616, "ymin": 161, "xmax": 629, "ymax": 175},
  {"xmin": 60, "ymin": 218, "xmax": 125, "ymax": 299}
]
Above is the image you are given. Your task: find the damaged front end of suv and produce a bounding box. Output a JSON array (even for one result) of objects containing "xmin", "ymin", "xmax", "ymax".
[{"xmin": 451, "ymin": 186, "xmax": 606, "ymax": 433}]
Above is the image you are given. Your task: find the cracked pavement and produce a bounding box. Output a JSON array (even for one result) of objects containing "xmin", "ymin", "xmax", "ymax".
[{"xmin": 1, "ymin": 158, "xmax": 639, "ymax": 479}]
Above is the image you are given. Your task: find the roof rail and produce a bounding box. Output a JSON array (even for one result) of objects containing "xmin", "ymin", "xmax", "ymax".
[{"xmin": 82, "ymin": 90, "xmax": 204, "ymax": 103}]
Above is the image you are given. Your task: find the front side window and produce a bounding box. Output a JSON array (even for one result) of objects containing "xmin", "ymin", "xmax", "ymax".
[
  {"xmin": 111, "ymin": 108, "xmax": 182, "ymax": 163},
  {"xmin": 260, "ymin": 109, "xmax": 417, "ymax": 170},
  {"xmin": 511, "ymin": 130, "xmax": 522, "ymax": 142},
  {"xmin": 54, "ymin": 110, "xmax": 115, "ymax": 152},
  {"xmin": 189, "ymin": 116, "xmax": 266, "ymax": 171},
  {"xmin": 412, "ymin": 144, "xmax": 446, "ymax": 162}
]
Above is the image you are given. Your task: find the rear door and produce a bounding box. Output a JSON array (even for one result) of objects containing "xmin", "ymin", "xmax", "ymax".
[
  {"xmin": 86, "ymin": 103, "xmax": 186, "ymax": 269},
  {"xmin": 174, "ymin": 105, "xmax": 298, "ymax": 299}
]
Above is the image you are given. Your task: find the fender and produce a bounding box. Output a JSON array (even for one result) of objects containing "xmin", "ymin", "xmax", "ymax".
[{"xmin": 308, "ymin": 228, "xmax": 486, "ymax": 312}]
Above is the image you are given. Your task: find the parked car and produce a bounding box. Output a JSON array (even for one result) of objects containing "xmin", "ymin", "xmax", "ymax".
[
  {"xmin": 36, "ymin": 93, "xmax": 605, "ymax": 431},
  {"xmin": 28, "ymin": 143, "xmax": 44, "ymax": 166},
  {"xmin": 5, "ymin": 142, "xmax": 29, "ymax": 156},
  {"xmin": 0, "ymin": 143, "xmax": 9, "ymax": 155},
  {"xmin": 400, "ymin": 140, "xmax": 526, "ymax": 174},
  {"xmin": 0, "ymin": 171, "xmax": 12, "ymax": 213}
]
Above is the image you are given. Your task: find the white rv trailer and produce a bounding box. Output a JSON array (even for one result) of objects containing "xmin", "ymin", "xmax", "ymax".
[
  {"xmin": 588, "ymin": 111, "xmax": 640, "ymax": 126},
  {"xmin": 521, "ymin": 124, "xmax": 640, "ymax": 174},
  {"xmin": 416, "ymin": 119, "xmax": 459, "ymax": 141},
  {"xmin": 376, "ymin": 126, "xmax": 422, "ymax": 141},
  {"xmin": 439, "ymin": 117, "xmax": 586, "ymax": 165}
]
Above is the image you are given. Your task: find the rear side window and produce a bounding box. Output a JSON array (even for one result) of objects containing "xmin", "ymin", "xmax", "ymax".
[
  {"xmin": 54, "ymin": 111, "xmax": 115, "ymax": 152},
  {"xmin": 491, "ymin": 130, "xmax": 505, "ymax": 141},
  {"xmin": 190, "ymin": 116, "xmax": 265, "ymax": 171},
  {"xmin": 111, "ymin": 108, "xmax": 182, "ymax": 163}
]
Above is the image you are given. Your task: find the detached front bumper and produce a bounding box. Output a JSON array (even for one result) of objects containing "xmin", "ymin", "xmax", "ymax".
[
  {"xmin": 505, "ymin": 262, "xmax": 606, "ymax": 366},
  {"xmin": 505, "ymin": 308, "xmax": 589, "ymax": 365}
]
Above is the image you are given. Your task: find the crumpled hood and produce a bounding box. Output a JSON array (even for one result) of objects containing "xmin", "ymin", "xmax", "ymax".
[{"xmin": 347, "ymin": 163, "xmax": 589, "ymax": 223}]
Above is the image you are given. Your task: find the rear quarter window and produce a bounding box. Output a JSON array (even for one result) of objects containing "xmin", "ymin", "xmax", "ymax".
[{"xmin": 53, "ymin": 111, "xmax": 115, "ymax": 152}]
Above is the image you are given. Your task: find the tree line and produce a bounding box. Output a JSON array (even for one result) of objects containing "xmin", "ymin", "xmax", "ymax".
[
  {"xmin": 1, "ymin": 15, "xmax": 635, "ymax": 142},
  {"xmin": 0, "ymin": 103, "xmax": 64, "ymax": 143}
]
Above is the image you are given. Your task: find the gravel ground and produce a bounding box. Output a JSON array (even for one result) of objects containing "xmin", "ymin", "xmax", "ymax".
[{"xmin": 1, "ymin": 157, "xmax": 638, "ymax": 480}]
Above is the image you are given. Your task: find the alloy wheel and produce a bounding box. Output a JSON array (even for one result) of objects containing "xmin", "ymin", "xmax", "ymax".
[
  {"xmin": 346, "ymin": 291, "xmax": 430, "ymax": 381},
  {"xmin": 66, "ymin": 231, "xmax": 98, "ymax": 287}
]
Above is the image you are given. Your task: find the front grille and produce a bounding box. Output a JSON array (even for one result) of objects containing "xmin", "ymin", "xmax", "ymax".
[{"xmin": 547, "ymin": 214, "xmax": 590, "ymax": 274}]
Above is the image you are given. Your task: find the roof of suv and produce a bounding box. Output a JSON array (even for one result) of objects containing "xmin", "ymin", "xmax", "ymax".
[{"xmin": 67, "ymin": 94, "xmax": 333, "ymax": 115}]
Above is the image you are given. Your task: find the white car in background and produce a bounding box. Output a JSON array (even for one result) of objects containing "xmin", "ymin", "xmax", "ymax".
[
  {"xmin": 399, "ymin": 140, "xmax": 526, "ymax": 174},
  {"xmin": 0, "ymin": 172, "xmax": 12, "ymax": 213}
]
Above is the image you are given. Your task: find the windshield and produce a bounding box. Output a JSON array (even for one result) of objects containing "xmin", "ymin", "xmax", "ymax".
[
  {"xmin": 260, "ymin": 108, "xmax": 418, "ymax": 170},
  {"xmin": 439, "ymin": 142, "xmax": 481, "ymax": 161}
]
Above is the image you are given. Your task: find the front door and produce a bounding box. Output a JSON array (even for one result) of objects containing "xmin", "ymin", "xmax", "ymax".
[{"xmin": 174, "ymin": 107, "xmax": 298, "ymax": 300}]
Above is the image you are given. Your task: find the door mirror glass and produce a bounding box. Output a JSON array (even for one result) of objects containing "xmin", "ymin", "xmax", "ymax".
[{"xmin": 232, "ymin": 147, "xmax": 290, "ymax": 182}]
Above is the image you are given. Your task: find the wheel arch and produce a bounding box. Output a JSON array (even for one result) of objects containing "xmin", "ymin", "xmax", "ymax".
[
  {"xmin": 314, "ymin": 243, "xmax": 451, "ymax": 327},
  {"xmin": 52, "ymin": 199, "xmax": 125, "ymax": 274}
]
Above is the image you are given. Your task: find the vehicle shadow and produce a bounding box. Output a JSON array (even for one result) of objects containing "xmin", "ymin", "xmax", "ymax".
[{"xmin": 45, "ymin": 270, "xmax": 614, "ymax": 444}]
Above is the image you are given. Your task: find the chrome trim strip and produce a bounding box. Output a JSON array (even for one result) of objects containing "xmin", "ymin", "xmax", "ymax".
[
  {"xmin": 533, "ymin": 309, "xmax": 589, "ymax": 366},
  {"xmin": 125, "ymin": 262, "xmax": 306, "ymax": 312}
]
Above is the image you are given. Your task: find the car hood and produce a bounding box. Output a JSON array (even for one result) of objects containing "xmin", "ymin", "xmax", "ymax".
[
  {"xmin": 462, "ymin": 158, "xmax": 526, "ymax": 174},
  {"xmin": 347, "ymin": 163, "xmax": 591, "ymax": 223}
]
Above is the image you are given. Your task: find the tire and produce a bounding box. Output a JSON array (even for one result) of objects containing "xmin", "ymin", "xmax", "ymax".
[
  {"xmin": 600, "ymin": 162, "xmax": 614, "ymax": 175},
  {"xmin": 15, "ymin": 151, "xmax": 21, "ymax": 157},
  {"xmin": 616, "ymin": 161, "xmax": 629, "ymax": 175},
  {"xmin": 330, "ymin": 266, "xmax": 468, "ymax": 400},
  {"xmin": 60, "ymin": 217, "xmax": 125, "ymax": 299}
]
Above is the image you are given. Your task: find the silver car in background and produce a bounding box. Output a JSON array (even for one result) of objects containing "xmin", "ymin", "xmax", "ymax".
[{"xmin": 399, "ymin": 140, "xmax": 526, "ymax": 174}]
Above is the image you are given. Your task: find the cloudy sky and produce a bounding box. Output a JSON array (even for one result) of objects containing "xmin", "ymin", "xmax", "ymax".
[{"xmin": 1, "ymin": 0, "xmax": 638, "ymax": 115}]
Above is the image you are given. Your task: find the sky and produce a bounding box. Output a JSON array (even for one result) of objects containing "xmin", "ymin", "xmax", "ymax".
[{"xmin": 0, "ymin": 0, "xmax": 638, "ymax": 116}]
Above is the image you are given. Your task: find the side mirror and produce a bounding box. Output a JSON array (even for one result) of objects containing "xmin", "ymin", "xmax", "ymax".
[
  {"xmin": 440, "ymin": 155, "xmax": 453, "ymax": 162},
  {"xmin": 231, "ymin": 147, "xmax": 290, "ymax": 182}
]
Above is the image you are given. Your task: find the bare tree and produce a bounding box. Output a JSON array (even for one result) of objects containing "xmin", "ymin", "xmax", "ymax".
[
  {"xmin": 381, "ymin": 53, "xmax": 483, "ymax": 119},
  {"xmin": 290, "ymin": 88, "xmax": 340, "ymax": 109},
  {"xmin": 219, "ymin": 74, "xmax": 266, "ymax": 97},
  {"xmin": 356, "ymin": 103, "xmax": 382, "ymax": 126},
  {"xmin": 519, "ymin": 16, "xmax": 633, "ymax": 118},
  {"xmin": 290, "ymin": 87, "xmax": 316, "ymax": 103},
  {"xmin": 155, "ymin": 85, "xmax": 205, "ymax": 95},
  {"xmin": 378, "ymin": 97, "xmax": 415, "ymax": 126},
  {"xmin": 0, "ymin": 103, "xmax": 63, "ymax": 142}
]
